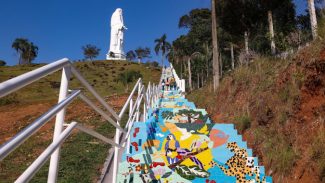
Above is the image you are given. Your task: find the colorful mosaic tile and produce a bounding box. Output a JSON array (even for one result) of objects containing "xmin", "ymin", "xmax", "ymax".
[{"xmin": 117, "ymin": 68, "xmax": 272, "ymax": 183}]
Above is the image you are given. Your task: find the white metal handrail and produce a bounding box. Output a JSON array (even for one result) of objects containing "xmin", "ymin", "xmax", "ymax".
[
  {"xmin": 0, "ymin": 90, "xmax": 81, "ymax": 161},
  {"xmin": 170, "ymin": 63, "xmax": 186, "ymax": 92},
  {"xmin": 0, "ymin": 58, "xmax": 160, "ymax": 183}
]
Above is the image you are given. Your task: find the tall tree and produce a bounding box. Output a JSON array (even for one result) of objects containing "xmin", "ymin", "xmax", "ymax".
[
  {"xmin": 12, "ymin": 38, "xmax": 38, "ymax": 65},
  {"xmin": 126, "ymin": 50, "xmax": 136, "ymax": 61},
  {"xmin": 308, "ymin": 0, "xmax": 318, "ymax": 39},
  {"xmin": 154, "ymin": 34, "xmax": 171, "ymax": 67},
  {"xmin": 82, "ymin": 44, "xmax": 100, "ymax": 60},
  {"xmin": 211, "ymin": 0, "xmax": 220, "ymax": 92},
  {"xmin": 135, "ymin": 47, "xmax": 151, "ymax": 63}
]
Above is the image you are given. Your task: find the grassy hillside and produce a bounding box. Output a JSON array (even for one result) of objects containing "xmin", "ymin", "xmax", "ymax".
[
  {"xmin": 0, "ymin": 60, "xmax": 161, "ymax": 104},
  {"xmin": 0, "ymin": 60, "xmax": 161, "ymax": 182},
  {"xmin": 188, "ymin": 39, "xmax": 325, "ymax": 182}
]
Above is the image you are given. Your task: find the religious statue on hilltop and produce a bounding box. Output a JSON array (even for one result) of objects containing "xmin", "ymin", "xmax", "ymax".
[{"xmin": 106, "ymin": 8, "xmax": 127, "ymax": 60}]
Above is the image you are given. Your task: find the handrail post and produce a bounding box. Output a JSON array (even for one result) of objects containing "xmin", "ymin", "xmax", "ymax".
[
  {"xmin": 143, "ymin": 102, "xmax": 146, "ymax": 121},
  {"xmin": 48, "ymin": 66, "xmax": 71, "ymax": 183},
  {"xmin": 112, "ymin": 125, "xmax": 120, "ymax": 183},
  {"xmin": 126, "ymin": 99, "xmax": 133, "ymax": 154}
]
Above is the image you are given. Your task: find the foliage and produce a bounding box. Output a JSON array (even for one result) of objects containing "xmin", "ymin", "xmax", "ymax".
[
  {"xmin": 0, "ymin": 93, "xmax": 18, "ymax": 106},
  {"xmin": 126, "ymin": 50, "xmax": 136, "ymax": 61},
  {"xmin": 134, "ymin": 47, "xmax": 151, "ymax": 63},
  {"xmin": 234, "ymin": 115, "xmax": 251, "ymax": 132},
  {"xmin": 263, "ymin": 132, "xmax": 298, "ymax": 175},
  {"xmin": 82, "ymin": 44, "xmax": 100, "ymax": 60},
  {"xmin": 310, "ymin": 129, "xmax": 325, "ymax": 181},
  {"xmin": 154, "ymin": 34, "xmax": 171, "ymax": 66},
  {"xmin": 0, "ymin": 60, "xmax": 6, "ymax": 66},
  {"xmin": 12, "ymin": 38, "xmax": 38, "ymax": 65},
  {"xmin": 144, "ymin": 61, "xmax": 159, "ymax": 68},
  {"xmin": 117, "ymin": 70, "xmax": 142, "ymax": 91}
]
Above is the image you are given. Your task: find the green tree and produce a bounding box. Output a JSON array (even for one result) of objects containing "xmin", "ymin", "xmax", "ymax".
[
  {"xmin": 154, "ymin": 34, "xmax": 171, "ymax": 67},
  {"xmin": 82, "ymin": 44, "xmax": 100, "ymax": 61},
  {"xmin": 12, "ymin": 38, "xmax": 38, "ymax": 65},
  {"xmin": 0, "ymin": 60, "xmax": 6, "ymax": 66},
  {"xmin": 126, "ymin": 50, "xmax": 136, "ymax": 61},
  {"xmin": 135, "ymin": 47, "xmax": 151, "ymax": 63}
]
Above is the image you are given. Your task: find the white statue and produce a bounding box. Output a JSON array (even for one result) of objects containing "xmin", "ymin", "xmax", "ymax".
[{"xmin": 106, "ymin": 8, "xmax": 127, "ymax": 60}]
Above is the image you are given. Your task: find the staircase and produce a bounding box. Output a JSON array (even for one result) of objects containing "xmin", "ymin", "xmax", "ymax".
[{"xmin": 116, "ymin": 67, "xmax": 272, "ymax": 183}]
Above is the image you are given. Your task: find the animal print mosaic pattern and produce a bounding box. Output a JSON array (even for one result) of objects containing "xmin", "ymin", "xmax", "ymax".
[{"xmin": 117, "ymin": 68, "xmax": 272, "ymax": 183}]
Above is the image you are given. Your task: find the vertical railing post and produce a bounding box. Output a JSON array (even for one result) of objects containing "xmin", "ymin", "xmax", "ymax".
[
  {"xmin": 112, "ymin": 124, "xmax": 120, "ymax": 183},
  {"xmin": 48, "ymin": 66, "xmax": 71, "ymax": 183},
  {"xmin": 126, "ymin": 99, "xmax": 133, "ymax": 154},
  {"xmin": 143, "ymin": 103, "xmax": 146, "ymax": 121}
]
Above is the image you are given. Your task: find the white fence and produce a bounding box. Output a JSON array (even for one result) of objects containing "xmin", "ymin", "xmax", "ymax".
[
  {"xmin": 0, "ymin": 58, "xmax": 160, "ymax": 183},
  {"xmin": 170, "ymin": 63, "xmax": 186, "ymax": 92}
]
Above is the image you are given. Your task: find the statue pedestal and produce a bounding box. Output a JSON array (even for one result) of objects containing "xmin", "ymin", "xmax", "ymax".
[{"xmin": 106, "ymin": 53, "xmax": 126, "ymax": 60}]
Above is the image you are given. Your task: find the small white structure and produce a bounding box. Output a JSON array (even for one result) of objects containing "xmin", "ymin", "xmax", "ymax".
[{"xmin": 106, "ymin": 8, "xmax": 127, "ymax": 60}]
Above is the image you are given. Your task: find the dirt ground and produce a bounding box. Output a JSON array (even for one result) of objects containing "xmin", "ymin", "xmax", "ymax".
[{"xmin": 0, "ymin": 94, "xmax": 130, "ymax": 145}]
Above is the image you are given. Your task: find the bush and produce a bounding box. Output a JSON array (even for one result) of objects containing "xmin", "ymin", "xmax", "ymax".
[
  {"xmin": 0, "ymin": 60, "xmax": 6, "ymax": 66},
  {"xmin": 0, "ymin": 93, "xmax": 18, "ymax": 106},
  {"xmin": 310, "ymin": 129, "xmax": 325, "ymax": 181},
  {"xmin": 263, "ymin": 133, "xmax": 298, "ymax": 175},
  {"xmin": 234, "ymin": 115, "xmax": 251, "ymax": 132}
]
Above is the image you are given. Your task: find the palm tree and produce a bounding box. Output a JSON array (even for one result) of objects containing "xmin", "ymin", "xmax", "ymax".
[
  {"xmin": 154, "ymin": 34, "xmax": 171, "ymax": 67},
  {"xmin": 82, "ymin": 44, "xmax": 100, "ymax": 61},
  {"xmin": 23, "ymin": 42, "xmax": 38, "ymax": 64},
  {"xmin": 188, "ymin": 52, "xmax": 202, "ymax": 91},
  {"xmin": 12, "ymin": 38, "xmax": 29, "ymax": 65},
  {"xmin": 12, "ymin": 38, "xmax": 38, "ymax": 65},
  {"xmin": 211, "ymin": 0, "xmax": 220, "ymax": 92}
]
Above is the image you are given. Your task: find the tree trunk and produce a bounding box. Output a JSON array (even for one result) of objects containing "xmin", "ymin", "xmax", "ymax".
[
  {"xmin": 268, "ymin": 10, "xmax": 276, "ymax": 54},
  {"xmin": 201, "ymin": 71, "xmax": 204, "ymax": 87},
  {"xmin": 197, "ymin": 73, "xmax": 200, "ymax": 89},
  {"xmin": 206, "ymin": 43, "xmax": 210, "ymax": 78},
  {"xmin": 188, "ymin": 57, "xmax": 192, "ymax": 91},
  {"xmin": 219, "ymin": 53, "xmax": 223, "ymax": 78},
  {"xmin": 161, "ymin": 54, "xmax": 164, "ymax": 67},
  {"xmin": 230, "ymin": 43, "xmax": 235, "ymax": 70},
  {"xmin": 180, "ymin": 59, "xmax": 183, "ymax": 79},
  {"xmin": 211, "ymin": 0, "xmax": 220, "ymax": 92},
  {"xmin": 244, "ymin": 31, "xmax": 249, "ymax": 54},
  {"xmin": 308, "ymin": 0, "xmax": 318, "ymax": 39}
]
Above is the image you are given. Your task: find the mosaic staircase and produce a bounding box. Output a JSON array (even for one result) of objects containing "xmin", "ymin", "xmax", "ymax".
[{"xmin": 116, "ymin": 68, "xmax": 272, "ymax": 183}]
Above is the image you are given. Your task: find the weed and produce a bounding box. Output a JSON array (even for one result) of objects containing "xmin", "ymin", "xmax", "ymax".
[
  {"xmin": 263, "ymin": 133, "xmax": 298, "ymax": 175},
  {"xmin": 234, "ymin": 115, "xmax": 251, "ymax": 132},
  {"xmin": 0, "ymin": 93, "xmax": 18, "ymax": 106},
  {"xmin": 310, "ymin": 129, "xmax": 325, "ymax": 181}
]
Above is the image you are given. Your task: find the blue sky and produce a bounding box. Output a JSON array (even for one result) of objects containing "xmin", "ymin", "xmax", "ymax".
[{"xmin": 0, "ymin": 0, "xmax": 308, "ymax": 65}]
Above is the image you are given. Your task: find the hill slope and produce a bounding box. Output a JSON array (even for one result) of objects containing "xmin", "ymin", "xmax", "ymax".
[
  {"xmin": 0, "ymin": 60, "xmax": 161, "ymax": 182},
  {"xmin": 188, "ymin": 40, "xmax": 325, "ymax": 183}
]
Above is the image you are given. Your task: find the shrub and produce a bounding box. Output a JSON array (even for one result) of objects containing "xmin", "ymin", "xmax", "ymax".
[
  {"xmin": 310, "ymin": 129, "xmax": 325, "ymax": 181},
  {"xmin": 234, "ymin": 115, "xmax": 251, "ymax": 132},
  {"xmin": 0, "ymin": 93, "xmax": 18, "ymax": 106},
  {"xmin": 0, "ymin": 60, "xmax": 6, "ymax": 66},
  {"xmin": 263, "ymin": 133, "xmax": 298, "ymax": 175}
]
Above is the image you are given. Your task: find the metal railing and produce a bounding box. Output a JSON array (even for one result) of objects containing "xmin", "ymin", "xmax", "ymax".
[
  {"xmin": 0, "ymin": 58, "xmax": 160, "ymax": 183},
  {"xmin": 170, "ymin": 63, "xmax": 186, "ymax": 92}
]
